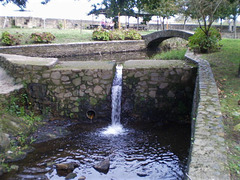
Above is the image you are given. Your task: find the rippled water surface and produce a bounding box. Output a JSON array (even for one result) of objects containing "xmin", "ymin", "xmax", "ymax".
[{"xmin": 2, "ymin": 122, "xmax": 190, "ymax": 180}]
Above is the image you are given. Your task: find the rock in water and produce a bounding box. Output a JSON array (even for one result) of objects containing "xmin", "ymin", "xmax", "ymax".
[
  {"xmin": 56, "ymin": 162, "xmax": 78, "ymax": 176},
  {"xmin": 93, "ymin": 157, "xmax": 110, "ymax": 174},
  {"xmin": 78, "ymin": 176, "xmax": 86, "ymax": 180},
  {"xmin": 65, "ymin": 172, "xmax": 77, "ymax": 179}
]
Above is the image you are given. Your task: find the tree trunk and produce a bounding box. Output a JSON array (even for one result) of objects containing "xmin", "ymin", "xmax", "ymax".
[
  {"xmin": 3, "ymin": 16, "xmax": 7, "ymax": 28},
  {"xmin": 238, "ymin": 63, "xmax": 240, "ymax": 78},
  {"xmin": 183, "ymin": 16, "xmax": 188, "ymax": 30},
  {"xmin": 162, "ymin": 17, "xmax": 165, "ymax": 30},
  {"xmin": 137, "ymin": 15, "xmax": 139, "ymax": 31},
  {"xmin": 233, "ymin": 17, "xmax": 237, "ymax": 39},
  {"xmin": 118, "ymin": 12, "xmax": 121, "ymax": 29},
  {"xmin": 220, "ymin": 18, "xmax": 223, "ymax": 31}
]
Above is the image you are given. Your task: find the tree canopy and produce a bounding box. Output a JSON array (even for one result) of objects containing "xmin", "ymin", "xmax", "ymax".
[{"xmin": 0, "ymin": 0, "xmax": 49, "ymax": 9}]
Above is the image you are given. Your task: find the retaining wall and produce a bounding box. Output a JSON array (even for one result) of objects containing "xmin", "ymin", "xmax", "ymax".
[
  {"xmin": 185, "ymin": 51, "xmax": 230, "ymax": 180},
  {"xmin": 0, "ymin": 40, "xmax": 146, "ymax": 57},
  {"xmin": 122, "ymin": 60, "xmax": 196, "ymax": 123}
]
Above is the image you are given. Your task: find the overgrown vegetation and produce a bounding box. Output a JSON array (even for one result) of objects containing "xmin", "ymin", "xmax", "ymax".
[
  {"xmin": 188, "ymin": 27, "xmax": 222, "ymax": 53},
  {"xmin": 152, "ymin": 48, "xmax": 187, "ymax": 60},
  {"xmin": 92, "ymin": 27, "xmax": 142, "ymax": 41},
  {"xmin": 0, "ymin": 90, "xmax": 43, "ymax": 173},
  {"xmin": 202, "ymin": 39, "xmax": 240, "ymax": 179}
]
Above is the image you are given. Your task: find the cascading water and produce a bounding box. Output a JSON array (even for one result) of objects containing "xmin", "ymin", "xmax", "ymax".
[{"xmin": 103, "ymin": 64, "xmax": 124, "ymax": 135}]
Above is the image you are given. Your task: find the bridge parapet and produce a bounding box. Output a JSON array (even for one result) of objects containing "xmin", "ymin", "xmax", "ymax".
[{"xmin": 142, "ymin": 30, "xmax": 194, "ymax": 48}]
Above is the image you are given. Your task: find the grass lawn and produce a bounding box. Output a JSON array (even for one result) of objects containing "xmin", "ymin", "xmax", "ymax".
[
  {"xmin": 0, "ymin": 28, "xmax": 93, "ymax": 45},
  {"xmin": 202, "ymin": 39, "xmax": 240, "ymax": 179}
]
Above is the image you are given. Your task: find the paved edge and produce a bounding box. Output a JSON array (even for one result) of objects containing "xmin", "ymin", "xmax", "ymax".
[
  {"xmin": 185, "ymin": 50, "xmax": 230, "ymax": 180},
  {"xmin": 0, "ymin": 53, "xmax": 58, "ymax": 67}
]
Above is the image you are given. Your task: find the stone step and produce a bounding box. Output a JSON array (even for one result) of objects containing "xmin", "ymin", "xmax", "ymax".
[{"xmin": 0, "ymin": 67, "xmax": 23, "ymax": 94}]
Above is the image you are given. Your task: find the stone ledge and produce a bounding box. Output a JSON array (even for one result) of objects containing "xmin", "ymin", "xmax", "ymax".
[
  {"xmin": 54, "ymin": 61, "xmax": 115, "ymax": 70},
  {"xmin": 0, "ymin": 53, "xmax": 58, "ymax": 67},
  {"xmin": 185, "ymin": 50, "xmax": 230, "ymax": 180},
  {"xmin": 123, "ymin": 60, "xmax": 195, "ymax": 69}
]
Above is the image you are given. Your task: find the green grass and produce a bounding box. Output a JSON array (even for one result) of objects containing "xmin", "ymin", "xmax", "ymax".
[
  {"xmin": 202, "ymin": 39, "xmax": 240, "ymax": 179},
  {"xmin": 152, "ymin": 48, "xmax": 187, "ymax": 60},
  {"xmin": 0, "ymin": 28, "xmax": 93, "ymax": 45}
]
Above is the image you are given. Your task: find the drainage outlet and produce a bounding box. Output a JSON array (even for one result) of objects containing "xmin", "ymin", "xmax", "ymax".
[{"xmin": 86, "ymin": 110, "xmax": 96, "ymax": 120}]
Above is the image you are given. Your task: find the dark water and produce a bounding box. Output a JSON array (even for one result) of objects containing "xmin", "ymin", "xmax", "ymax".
[
  {"xmin": 2, "ymin": 121, "xmax": 190, "ymax": 180},
  {"xmin": 58, "ymin": 51, "xmax": 158, "ymax": 62}
]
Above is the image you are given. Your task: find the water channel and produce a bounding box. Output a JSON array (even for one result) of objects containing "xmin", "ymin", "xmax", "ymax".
[{"xmin": 1, "ymin": 50, "xmax": 192, "ymax": 180}]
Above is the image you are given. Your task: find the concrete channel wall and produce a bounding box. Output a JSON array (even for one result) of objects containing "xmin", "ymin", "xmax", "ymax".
[{"xmin": 185, "ymin": 51, "xmax": 230, "ymax": 180}]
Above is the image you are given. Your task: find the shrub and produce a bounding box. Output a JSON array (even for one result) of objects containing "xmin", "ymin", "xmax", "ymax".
[
  {"xmin": 188, "ymin": 27, "xmax": 222, "ymax": 53},
  {"xmin": 109, "ymin": 29, "xmax": 125, "ymax": 40},
  {"xmin": 30, "ymin": 32, "xmax": 55, "ymax": 43},
  {"xmin": 124, "ymin": 29, "xmax": 142, "ymax": 40},
  {"xmin": 92, "ymin": 28, "xmax": 142, "ymax": 41},
  {"xmin": 1, "ymin": 31, "xmax": 22, "ymax": 46},
  {"xmin": 92, "ymin": 26, "xmax": 110, "ymax": 41}
]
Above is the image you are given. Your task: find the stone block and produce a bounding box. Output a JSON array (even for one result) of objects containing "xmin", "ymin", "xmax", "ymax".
[
  {"xmin": 72, "ymin": 77, "xmax": 81, "ymax": 86},
  {"xmin": 51, "ymin": 71, "xmax": 61, "ymax": 80},
  {"xmin": 61, "ymin": 75, "xmax": 70, "ymax": 82},
  {"xmin": 94, "ymin": 85, "xmax": 103, "ymax": 94}
]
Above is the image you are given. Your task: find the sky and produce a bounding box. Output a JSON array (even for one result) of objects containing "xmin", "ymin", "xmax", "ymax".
[{"xmin": 0, "ymin": 0, "xmax": 102, "ymax": 20}]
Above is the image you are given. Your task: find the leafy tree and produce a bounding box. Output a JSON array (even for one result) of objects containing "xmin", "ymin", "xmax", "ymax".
[
  {"xmin": 177, "ymin": 0, "xmax": 193, "ymax": 29},
  {"xmin": 89, "ymin": 0, "xmax": 135, "ymax": 29},
  {"xmin": 0, "ymin": 0, "xmax": 50, "ymax": 9},
  {"xmin": 188, "ymin": 0, "xmax": 224, "ymax": 33},
  {"xmin": 144, "ymin": 0, "xmax": 178, "ymax": 30},
  {"xmin": 186, "ymin": 0, "xmax": 224, "ymax": 53},
  {"xmin": 227, "ymin": 0, "xmax": 240, "ymax": 38}
]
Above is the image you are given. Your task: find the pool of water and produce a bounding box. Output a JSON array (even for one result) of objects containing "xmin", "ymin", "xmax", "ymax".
[{"xmin": 2, "ymin": 121, "xmax": 190, "ymax": 180}]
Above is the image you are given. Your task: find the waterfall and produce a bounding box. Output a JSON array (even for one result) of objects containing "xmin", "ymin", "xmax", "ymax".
[{"xmin": 103, "ymin": 64, "xmax": 124, "ymax": 135}]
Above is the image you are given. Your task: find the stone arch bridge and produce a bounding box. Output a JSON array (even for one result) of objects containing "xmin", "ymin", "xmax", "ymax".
[{"xmin": 142, "ymin": 30, "xmax": 194, "ymax": 48}]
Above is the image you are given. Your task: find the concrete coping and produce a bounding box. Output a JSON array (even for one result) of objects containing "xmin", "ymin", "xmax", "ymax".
[
  {"xmin": 123, "ymin": 60, "xmax": 196, "ymax": 69},
  {"xmin": 53, "ymin": 61, "xmax": 116, "ymax": 70},
  {"xmin": 0, "ymin": 53, "xmax": 58, "ymax": 67}
]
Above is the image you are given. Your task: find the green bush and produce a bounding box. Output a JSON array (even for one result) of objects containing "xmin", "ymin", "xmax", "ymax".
[
  {"xmin": 109, "ymin": 29, "xmax": 125, "ymax": 40},
  {"xmin": 124, "ymin": 29, "xmax": 142, "ymax": 40},
  {"xmin": 30, "ymin": 32, "xmax": 55, "ymax": 43},
  {"xmin": 188, "ymin": 27, "xmax": 222, "ymax": 53},
  {"xmin": 92, "ymin": 27, "xmax": 142, "ymax": 41},
  {"xmin": 1, "ymin": 31, "xmax": 22, "ymax": 46},
  {"xmin": 92, "ymin": 27, "xmax": 110, "ymax": 41}
]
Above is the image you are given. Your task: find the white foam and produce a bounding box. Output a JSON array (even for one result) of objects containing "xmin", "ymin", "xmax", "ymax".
[{"xmin": 102, "ymin": 124, "xmax": 124, "ymax": 136}]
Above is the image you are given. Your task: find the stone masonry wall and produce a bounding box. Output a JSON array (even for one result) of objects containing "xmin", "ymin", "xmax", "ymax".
[
  {"xmin": 0, "ymin": 40, "xmax": 146, "ymax": 58},
  {"xmin": 0, "ymin": 54, "xmax": 114, "ymax": 120},
  {"xmin": 122, "ymin": 60, "xmax": 197, "ymax": 124},
  {"xmin": 185, "ymin": 51, "xmax": 230, "ymax": 180},
  {"xmin": 0, "ymin": 54, "xmax": 196, "ymax": 123}
]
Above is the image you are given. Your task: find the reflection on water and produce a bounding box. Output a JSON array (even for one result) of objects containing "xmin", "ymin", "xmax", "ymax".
[
  {"xmin": 58, "ymin": 51, "xmax": 157, "ymax": 62},
  {"xmin": 2, "ymin": 122, "xmax": 190, "ymax": 180}
]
